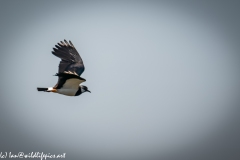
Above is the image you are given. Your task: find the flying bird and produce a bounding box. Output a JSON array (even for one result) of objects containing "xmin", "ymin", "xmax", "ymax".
[{"xmin": 37, "ymin": 39, "xmax": 90, "ymax": 96}]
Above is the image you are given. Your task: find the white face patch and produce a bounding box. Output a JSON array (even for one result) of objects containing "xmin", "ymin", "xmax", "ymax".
[{"xmin": 81, "ymin": 87, "xmax": 85, "ymax": 93}]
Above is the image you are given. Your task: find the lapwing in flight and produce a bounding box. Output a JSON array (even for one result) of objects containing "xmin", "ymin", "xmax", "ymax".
[{"xmin": 37, "ymin": 40, "xmax": 90, "ymax": 96}]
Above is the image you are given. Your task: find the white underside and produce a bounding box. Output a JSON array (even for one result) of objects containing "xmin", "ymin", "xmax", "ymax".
[
  {"xmin": 56, "ymin": 89, "xmax": 78, "ymax": 96},
  {"xmin": 47, "ymin": 78, "xmax": 82, "ymax": 96}
]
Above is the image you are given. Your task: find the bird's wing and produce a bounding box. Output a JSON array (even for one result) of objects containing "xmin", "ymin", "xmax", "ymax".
[
  {"xmin": 54, "ymin": 72, "xmax": 86, "ymax": 89},
  {"xmin": 52, "ymin": 39, "xmax": 85, "ymax": 76},
  {"xmin": 62, "ymin": 78, "xmax": 84, "ymax": 89}
]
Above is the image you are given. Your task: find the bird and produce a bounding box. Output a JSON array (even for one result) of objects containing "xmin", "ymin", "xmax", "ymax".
[{"xmin": 37, "ymin": 39, "xmax": 91, "ymax": 96}]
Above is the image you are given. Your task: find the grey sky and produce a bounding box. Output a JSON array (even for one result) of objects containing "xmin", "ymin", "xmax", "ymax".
[{"xmin": 0, "ymin": 1, "xmax": 240, "ymax": 160}]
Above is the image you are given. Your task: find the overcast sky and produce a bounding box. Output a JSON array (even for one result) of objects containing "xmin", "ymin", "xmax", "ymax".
[{"xmin": 0, "ymin": 1, "xmax": 240, "ymax": 160}]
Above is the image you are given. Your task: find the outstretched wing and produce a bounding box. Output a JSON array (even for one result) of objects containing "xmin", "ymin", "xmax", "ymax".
[{"xmin": 52, "ymin": 39, "xmax": 85, "ymax": 76}]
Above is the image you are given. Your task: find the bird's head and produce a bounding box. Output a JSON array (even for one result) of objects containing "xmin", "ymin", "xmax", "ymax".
[{"xmin": 80, "ymin": 85, "xmax": 91, "ymax": 93}]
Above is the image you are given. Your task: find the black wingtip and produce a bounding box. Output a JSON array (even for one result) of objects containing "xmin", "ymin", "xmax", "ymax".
[
  {"xmin": 64, "ymin": 39, "xmax": 70, "ymax": 46},
  {"xmin": 69, "ymin": 40, "xmax": 74, "ymax": 48},
  {"xmin": 60, "ymin": 41, "xmax": 65, "ymax": 46},
  {"xmin": 55, "ymin": 45, "xmax": 61, "ymax": 49},
  {"xmin": 58, "ymin": 42, "xmax": 63, "ymax": 46}
]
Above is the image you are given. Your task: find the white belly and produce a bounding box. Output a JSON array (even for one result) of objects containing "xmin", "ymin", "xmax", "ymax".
[{"xmin": 57, "ymin": 89, "xmax": 78, "ymax": 96}]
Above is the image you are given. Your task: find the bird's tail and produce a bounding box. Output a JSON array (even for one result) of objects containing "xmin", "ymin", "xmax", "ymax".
[{"xmin": 37, "ymin": 87, "xmax": 48, "ymax": 92}]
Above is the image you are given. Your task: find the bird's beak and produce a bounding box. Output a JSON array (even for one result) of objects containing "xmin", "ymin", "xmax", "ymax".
[{"xmin": 87, "ymin": 90, "xmax": 91, "ymax": 93}]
